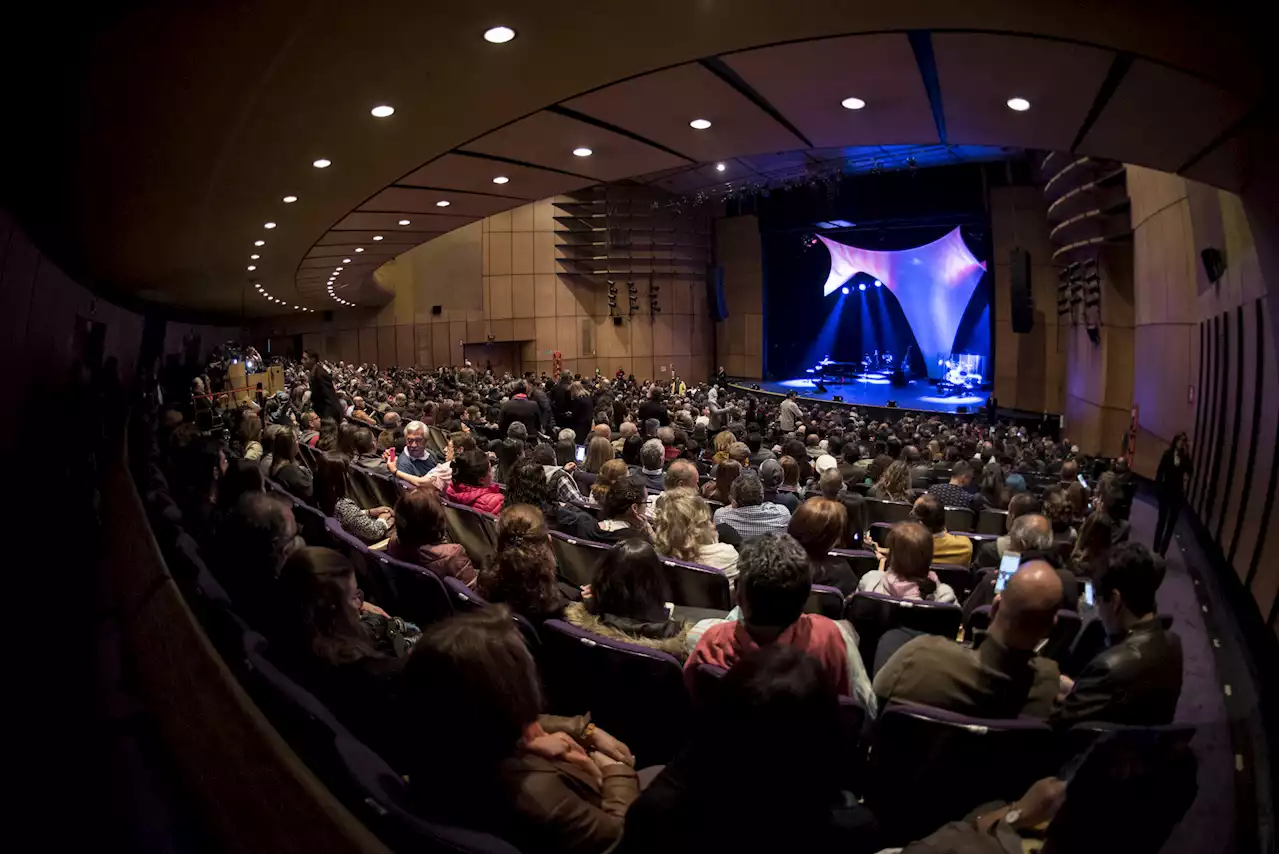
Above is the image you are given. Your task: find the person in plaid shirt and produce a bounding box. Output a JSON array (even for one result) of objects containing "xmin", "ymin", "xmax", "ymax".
[
  {"xmin": 532, "ymin": 443, "xmax": 583, "ymax": 504},
  {"xmin": 713, "ymin": 471, "xmax": 792, "ymax": 541}
]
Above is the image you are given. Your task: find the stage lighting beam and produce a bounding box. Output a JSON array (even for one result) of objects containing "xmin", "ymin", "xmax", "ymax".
[{"xmin": 858, "ymin": 283, "xmax": 867, "ymax": 291}]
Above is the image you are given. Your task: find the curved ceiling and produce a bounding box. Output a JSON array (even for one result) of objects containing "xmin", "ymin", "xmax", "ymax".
[{"xmin": 2, "ymin": 2, "xmax": 1268, "ymax": 321}]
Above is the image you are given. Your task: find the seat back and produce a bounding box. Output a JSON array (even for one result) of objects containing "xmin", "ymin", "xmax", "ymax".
[
  {"xmin": 290, "ymin": 499, "xmax": 331, "ymax": 546},
  {"xmin": 868, "ymin": 522, "xmax": 893, "ymax": 547},
  {"xmin": 846, "ymin": 592, "xmax": 962, "ymax": 670},
  {"xmin": 865, "ymin": 704, "xmax": 1056, "ymax": 843},
  {"xmin": 424, "ymin": 425, "xmax": 450, "ymax": 458},
  {"xmin": 831, "ymin": 548, "xmax": 880, "ymax": 578},
  {"xmin": 344, "ymin": 465, "xmax": 383, "ymax": 510},
  {"xmin": 976, "ymin": 509, "xmax": 1008, "ymax": 535},
  {"xmin": 943, "ymin": 506, "xmax": 974, "ymax": 533},
  {"xmin": 549, "ymin": 531, "xmax": 610, "ymax": 588},
  {"xmin": 866, "ymin": 499, "xmax": 913, "ymax": 524},
  {"xmin": 539, "ymin": 619, "xmax": 690, "ymax": 765},
  {"xmin": 658, "ymin": 557, "xmax": 732, "ymax": 610},
  {"xmin": 930, "ymin": 563, "xmax": 975, "ymax": 601},
  {"xmin": 970, "ymin": 607, "xmax": 1083, "ymax": 665},
  {"xmin": 440, "ymin": 499, "xmax": 498, "ymax": 567},
  {"xmin": 370, "ymin": 551, "xmax": 455, "ymax": 627},
  {"xmin": 804, "ymin": 584, "xmax": 845, "ymax": 619}
]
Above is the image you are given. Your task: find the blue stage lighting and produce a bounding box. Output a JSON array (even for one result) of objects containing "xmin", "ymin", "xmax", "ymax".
[
  {"xmin": 874, "ymin": 279, "xmax": 883, "ymax": 287},
  {"xmin": 841, "ymin": 286, "xmax": 850, "ymax": 295},
  {"xmin": 858, "ymin": 282, "xmax": 867, "ymax": 291}
]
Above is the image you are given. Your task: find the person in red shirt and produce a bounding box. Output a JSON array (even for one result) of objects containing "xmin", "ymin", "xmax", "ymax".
[{"xmin": 685, "ymin": 532, "xmax": 860, "ymax": 701}]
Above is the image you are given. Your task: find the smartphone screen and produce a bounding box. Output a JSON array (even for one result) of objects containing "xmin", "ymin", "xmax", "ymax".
[
  {"xmin": 575, "ymin": 444, "xmax": 586, "ymax": 463},
  {"xmin": 1083, "ymin": 580, "xmax": 1095, "ymax": 608},
  {"xmin": 1077, "ymin": 473, "xmax": 1088, "ymax": 488},
  {"xmin": 995, "ymin": 551, "xmax": 1021, "ymax": 593}
]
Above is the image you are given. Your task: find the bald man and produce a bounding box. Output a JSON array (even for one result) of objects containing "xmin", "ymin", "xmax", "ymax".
[{"xmin": 873, "ymin": 560, "xmax": 1063, "ymax": 718}]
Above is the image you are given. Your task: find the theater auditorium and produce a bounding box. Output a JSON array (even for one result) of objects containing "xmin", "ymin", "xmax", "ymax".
[{"xmin": 1, "ymin": 4, "xmax": 1274, "ymax": 853}]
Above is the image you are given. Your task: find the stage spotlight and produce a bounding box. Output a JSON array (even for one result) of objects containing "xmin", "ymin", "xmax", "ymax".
[
  {"xmin": 841, "ymin": 286, "xmax": 850, "ymax": 295},
  {"xmin": 858, "ymin": 283, "xmax": 867, "ymax": 291},
  {"xmin": 874, "ymin": 279, "xmax": 882, "ymax": 287}
]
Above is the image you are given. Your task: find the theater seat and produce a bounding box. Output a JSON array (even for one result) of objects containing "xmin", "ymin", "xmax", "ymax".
[
  {"xmin": 969, "ymin": 607, "xmax": 1083, "ymax": 665},
  {"xmin": 866, "ymin": 499, "xmax": 913, "ymax": 524},
  {"xmin": 846, "ymin": 591, "xmax": 962, "ymax": 671},
  {"xmin": 440, "ymin": 499, "xmax": 498, "ymax": 567},
  {"xmin": 930, "ymin": 563, "xmax": 975, "ymax": 600},
  {"xmin": 442, "ymin": 577, "xmax": 540, "ymax": 654},
  {"xmin": 804, "ymin": 584, "xmax": 846, "ymax": 620},
  {"xmin": 539, "ymin": 619, "xmax": 690, "ymax": 765},
  {"xmin": 830, "ymin": 548, "xmax": 880, "ymax": 577},
  {"xmin": 369, "ymin": 550, "xmax": 455, "ymax": 627},
  {"xmin": 657, "ymin": 557, "xmax": 732, "ymax": 611},
  {"xmin": 943, "ymin": 506, "xmax": 974, "ymax": 533},
  {"xmin": 864, "ymin": 704, "xmax": 1056, "ymax": 843},
  {"xmin": 549, "ymin": 531, "xmax": 610, "ymax": 588},
  {"xmin": 976, "ymin": 509, "xmax": 1008, "ymax": 535}
]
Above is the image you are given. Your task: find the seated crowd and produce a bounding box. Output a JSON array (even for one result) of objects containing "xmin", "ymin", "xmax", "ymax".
[{"xmin": 157, "ymin": 355, "xmax": 1184, "ymax": 853}]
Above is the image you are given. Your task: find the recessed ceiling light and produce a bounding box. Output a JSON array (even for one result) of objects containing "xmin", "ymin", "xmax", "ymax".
[
  {"xmin": 250, "ymin": 254, "xmax": 260, "ymax": 260},
  {"xmin": 264, "ymin": 222, "xmax": 277, "ymax": 229},
  {"xmin": 283, "ymin": 195, "xmax": 298, "ymax": 203},
  {"xmin": 343, "ymin": 257, "xmax": 351, "ymax": 263},
  {"xmin": 398, "ymin": 219, "xmax": 411, "ymax": 226},
  {"xmin": 715, "ymin": 163, "xmax": 726, "ymax": 172},
  {"xmin": 247, "ymin": 265, "xmax": 256, "ymax": 271},
  {"xmin": 255, "ymin": 240, "xmax": 265, "ymax": 246},
  {"xmin": 841, "ymin": 97, "xmax": 866, "ymax": 110},
  {"xmin": 572, "ymin": 147, "xmax": 592, "ymax": 157},
  {"xmin": 355, "ymin": 247, "xmax": 364, "ymax": 252},
  {"xmin": 336, "ymin": 267, "xmax": 344, "ymax": 271},
  {"xmin": 689, "ymin": 118, "xmax": 712, "ymax": 130},
  {"xmin": 370, "ymin": 105, "xmax": 395, "ymax": 118},
  {"xmin": 373, "ymin": 235, "xmax": 383, "ymax": 241},
  {"xmin": 1006, "ymin": 97, "xmax": 1031, "ymax": 111},
  {"xmin": 436, "ymin": 200, "xmax": 450, "ymax": 207},
  {"xmin": 492, "ymin": 176, "xmax": 510, "ymax": 184},
  {"xmin": 313, "ymin": 158, "xmax": 332, "ymax": 168},
  {"xmin": 483, "ymin": 26, "xmax": 516, "ymax": 43},
  {"xmin": 255, "ymin": 284, "xmax": 262, "ymax": 289}
]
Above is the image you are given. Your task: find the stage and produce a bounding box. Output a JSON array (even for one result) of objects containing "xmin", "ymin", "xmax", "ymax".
[{"xmin": 752, "ymin": 376, "xmax": 989, "ymax": 414}]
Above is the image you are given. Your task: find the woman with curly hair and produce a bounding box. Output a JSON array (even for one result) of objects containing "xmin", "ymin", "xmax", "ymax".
[
  {"xmin": 478, "ymin": 504, "xmax": 568, "ymax": 623},
  {"xmin": 590, "ymin": 458, "xmax": 629, "ymax": 505},
  {"xmin": 867, "ymin": 460, "xmax": 912, "ymax": 503},
  {"xmin": 710, "ymin": 430, "xmax": 736, "ymax": 466},
  {"xmin": 864, "ymin": 454, "xmax": 894, "ymax": 487},
  {"xmin": 652, "ymin": 487, "xmax": 738, "ymax": 583}
]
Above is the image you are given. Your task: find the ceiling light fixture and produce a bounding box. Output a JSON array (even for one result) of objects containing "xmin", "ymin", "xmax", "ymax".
[
  {"xmin": 250, "ymin": 254, "xmax": 260, "ymax": 260},
  {"xmin": 255, "ymin": 240, "xmax": 265, "ymax": 246},
  {"xmin": 282, "ymin": 195, "xmax": 298, "ymax": 203},
  {"xmin": 483, "ymin": 26, "xmax": 516, "ymax": 43},
  {"xmin": 343, "ymin": 257, "xmax": 351, "ymax": 263},
  {"xmin": 373, "ymin": 235, "xmax": 383, "ymax": 241},
  {"xmin": 370, "ymin": 105, "xmax": 395, "ymax": 118},
  {"xmin": 689, "ymin": 118, "xmax": 712, "ymax": 130},
  {"xmin": 436, "ymin": 200, "xmax": 450, "ymax": 207},
  {"xmin": 264, "ymin": 222, "xmax": 277, "ymax": 229},
  {"xmin": 572, "ymin": 147, "xmax": 592, "ymax": 157},
  {"xmin": 492, "ymin": 176, "xmax": 509, "ymax": 184},
  {"xmin": 398, "ymin": 219, "xmax": 411, "ymax": 226},
  {"xmin": 1006, "ymin": 97, "xmax": 1031, "ymax": 111},
  {"xmin": 355, "ymin": 247, "xmax": 364, "ymax": 252},
  {"xmin": 247, "ymin": 265, "xmax": 257, "ymax": 271},
  {"xmin": 715, "ymin": 163, "xmax": 726, "ymax": 172},
  {"xmin": 841, "ymin": 97, "xmax": 866, "ymax": 110},
  {"xmin": 313, "ymin": 158, "xmax": 332, "ymax": 168}
]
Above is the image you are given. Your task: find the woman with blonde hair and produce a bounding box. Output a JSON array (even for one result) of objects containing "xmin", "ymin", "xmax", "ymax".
[
  {"xmin": 868, "ymin": 460, "xmax": 912, "ymax": 503},
  {"xmin": 711, "ymin": 430, "xmax": 735, "ymax": 465},
  {"xmin": 652, "ymin": 488, "xmax": 738, "ymax": 584},
  {"xmin": 590, "ymin": 458, "xmax": 629, "ymax": 505}
]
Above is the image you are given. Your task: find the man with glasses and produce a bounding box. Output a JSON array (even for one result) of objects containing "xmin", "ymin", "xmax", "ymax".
[{"xmin": 386, "ymin": 420, "xmax": 438, "ymax": 489}]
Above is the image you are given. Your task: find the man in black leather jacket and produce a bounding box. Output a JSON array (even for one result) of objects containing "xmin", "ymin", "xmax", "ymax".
[{"xmin": 1054, "ymin": 542, "xmax": 1183, "ymax": 725}]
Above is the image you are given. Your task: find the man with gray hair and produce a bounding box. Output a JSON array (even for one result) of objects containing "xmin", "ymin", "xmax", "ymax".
[
  {"xmin": 636, "ymin": 439, "xmax": 666, "ymax": 491},
  {"xmin": 384, "ymin": 420, "xmax": 438, "ymax": 488},
  {"xmin": 612, "ymin": 420, "xmax": 637, "ymax": 454},
  {"xmin": 713, "ymin": 470, "xmax": 792, "ymax": 540},
  {"xmin": 557, "ymin": 427, "xmax": 577, "ymax": 444},
  {"xmin": 961, "ymin": 513, "xmax": 1080, "ymax": 617}
]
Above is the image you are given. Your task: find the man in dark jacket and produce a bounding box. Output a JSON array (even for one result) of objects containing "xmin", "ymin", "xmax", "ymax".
[
  {"xmin": 499, "ymin": 380, "xmax": 543, "ymax": 438},
  {"xmin": 303, "ymin": 349, "xmax": 343, "ymax": 423},
  {"xmin": 1054, "ymin": 542, "xmax": 1182, "ymax": 725},
  {"xmin": 549, "ymin": 369, "xmax": 574, "ymax": 428},
  {"xmin": 638, "ymin": 387, "xmax": 670, "ymax": 427}
]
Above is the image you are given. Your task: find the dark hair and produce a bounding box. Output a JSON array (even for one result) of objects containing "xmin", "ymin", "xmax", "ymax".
[
  {"xmin": 778, "ymin": 455, "xmax": 799, "ymax": 487},
  {"xmin": 337, "ymin": 423, "xmax": 359, "ymax": 458},
  {"xmin": 269, "ymin": 427, "xmax": 300, "ymax": 477},
  {"xmin": 217, "ymin": 459, "xmax": 264, "ymax": 509},
  {"xmin": 451, "ymin": 448, "xmax": 491, "ymax": 487},
  {"xmin": 478, "ymin": 504, "xmax": 561, "ymax": 620},
  {"xmin": 737, "ymin": 533, "xmax": 811, "ymax": 629},
  {"xmin": 494, "ymin": 438, "xmax": 524, "ymax": 483},
  {"xmin": 787, "ymin": 498, "xmax": 847, "ymax": 560},
  {"xmin": 1096, "ymin": 541, "xmax": 1162, "ymax": 615},
  {"xmin": 601, "ymin": 475, "xmax": 647, "ymax": 520},
  {"xmin": 867, "ymin": 454, "xmax": 894, "ymax": 483},
  {"xmin": 979, "ymin": 465, "xmax": 1006, "ymax": 509},
  {"xmin": 313, "ymin": 451, "xmax": 349, "ymax": 516},
  {"xmin": 1007, "ymin": 491, "xmax": 1041, "ymax": 523},
  {"xmin": 710, "ymin": 459, "xmax": 742, "ymax": 503},
  {"xmin": 530, "ymin": 443, "xmax": 556, "ymax": 467},
  {"xmin": 840, "ymin": 492, "xmax": 869, "ymax": 549},
  {"xmin": 594, "ymin": 539, "xmax": 669, "ymax": 623},
  {"xmin": 729, "ymin": 470, "xmax": 764, "ymax": 507},
  {"xmin": 621, "ymin": 433, "xmax": 644, "ymax": 466},
  {"xmin": 394, "ymin": 486, "xmax": 450, "ymax": 548},
  {"xmin": 401, "ymin": 607, "xmax": 541, "ymax": 802},
  {"xmin": 911, "ymin": 493, "xmax": 945, "ymax": 533},
  {"xmin": 276, "ymin": 547, "xmax": 376, "ymax": 666},
  {"xmin": 354, "ymin": 427, "xmax": 376, "ymax": 455},
  {"xmin": 887, "ymin": 521, "xmax": 936, "ymax": 595},
  {"xmin": 950, "ymin": 460, "xmax": 972, "ymax": 480},
  {"xmin": 1043, "ymin": 487, "xmax": 1074, "ymax": 534},
  {"xmin": 504, "ymin": 461, "xmax": 554, "ymax": 512},
  {"xmin": 554, "ymin": 440, "xmax": 576, "ymax": 468}
]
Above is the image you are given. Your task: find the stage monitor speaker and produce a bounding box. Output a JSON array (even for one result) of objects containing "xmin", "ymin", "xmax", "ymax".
[
  {"xmin": 706, "ymin": 265, "xmax": 729, "ymax": 322},
  {"xmin": 1010, "ymin": 247, "xmax": 1034, "ymax": 333},
  {"xmin": 431, "ymin": 304, "xmax": 443, "ymax": 315},
  {"xmin": 1201, "ymin": 247, "xmax": 1226, "ymax": 283},
  {"xmin": 886, "ymin": 400, "xmax": 898, "ymax": 408},
  {"xmin": 833, "ymin": 395, "xmax": 844, "ymax": 402}
]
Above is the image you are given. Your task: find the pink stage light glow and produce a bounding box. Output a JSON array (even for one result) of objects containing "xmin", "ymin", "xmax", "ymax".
[{"xmin": 817, "ymin": 228, "xmax": 986, "ymax": 379}]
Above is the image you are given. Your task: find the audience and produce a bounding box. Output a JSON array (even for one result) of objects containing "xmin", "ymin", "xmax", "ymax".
[
  {"xmin": 312, "ymin": 451, "xmax": 392, "ymax": 544},
  {"xmin": 590, "ymin": 458, "xmax": 629, "ymax": 505},
  {"xmin": 1055, "ymin": 542, "xmax": 1182, "ymax": 725},
  {"xmin": 962, "ymin": 514, "xmax": 1077, "ymax": 618},
  {"xmin": 868, "ymin": 460, "xmax": 912, "ymax": 502},
  {"xmin": 858, "ymin": 521, "xmax": 957, "ymax": 603},
  {"xmin": 974, "ymin": 491, "xmax": 1040, "ymax": 568},
  {"xmin": 479, "ymin": 504, "xmax": 568, "ymax": 622},
  {"xmin": 565, "ymin": 538, "xmax": 691, "ymax": 658},
  {"xmin": 445, "ymin": 448, "xmax": 505, "ymax": 514},
  {"xmin": 267, "ymin": 426, "xmax": 313, "ymax": 502},
  {"xmin": 758, "ymin": 458, "xmax": 799, "ymax": 513},
  {"xmin": 387, "ymin": 486, "xmax": 477, "ymax": 587},
  {"xmin": 713, "ymin": 471, "xmax": 791, "ymax": 540},
  {"xmin": 562, "ymin": 476, "xmax": 653, "ymax": 544},
  {"xmin": 400, "ymin": 609, "xmax": 638, "ymax": 853},
  {"xmin": 787, "ymin": 498, "xmax": 858, "ymax": 596},
  {"xmin": 927, "ymin": 460, "xmax": 981, "ymax": 513},
  {"xmin": 873, "ymin": 560, "xmax": 1062, "ymax": 718},
  {"xmin": 652, "ymin": 487, "xmax": 739, "ymax": 583},
  {"xmin": 701, "ymin": 458, "xmax": 740, "ymax": 503},
  {"xmin": 635, "ymin": 439, "xmax": 666, "ymax": 491},
  {"xmin": 910, "ymin": 494, "xmax": 972, "ymax": 566}
]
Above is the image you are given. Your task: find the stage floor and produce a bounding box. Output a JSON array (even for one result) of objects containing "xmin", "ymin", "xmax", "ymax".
[{"xmin": 754, "ymin": 377, "xmax": 988, "ymax": 414}]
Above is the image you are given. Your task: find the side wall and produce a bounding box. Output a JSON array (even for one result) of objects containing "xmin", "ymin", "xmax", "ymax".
[{"xmin": 714, "ymin": 215, "xmax": 764, "ymax": 380}]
